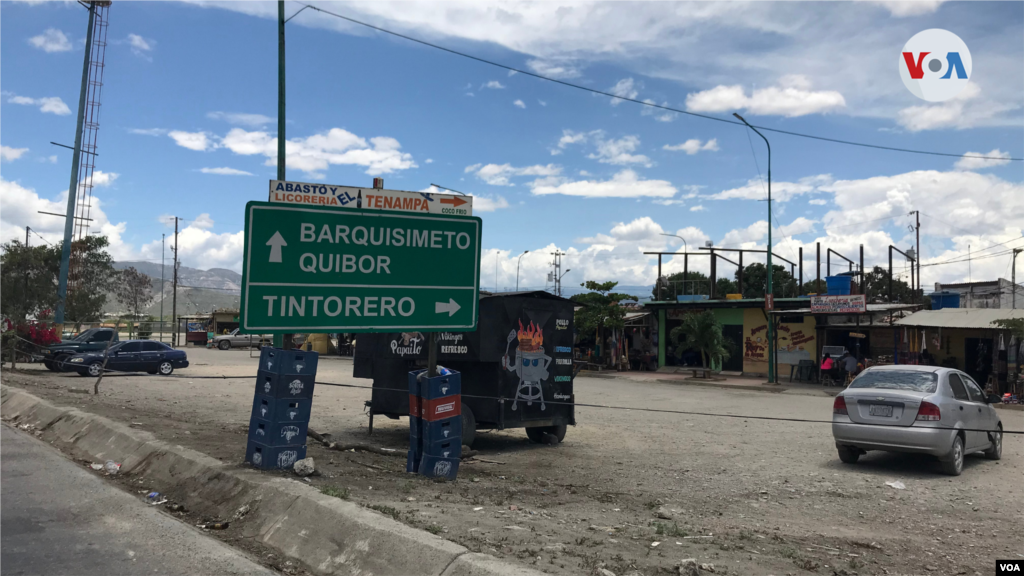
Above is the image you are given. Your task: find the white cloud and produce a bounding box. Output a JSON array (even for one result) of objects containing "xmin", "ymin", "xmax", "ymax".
[
  {"xmin": 465, "ymin": 163, "xmax": 561, "ymax": 186},
  {"xmin": 129, "ymin": 128, "xmax": 168, "ymax": 136},
  {"xmin": 870, "ymin": 1, "xmax": 945, "ymax": 16},
  {"xmin": 708, "ymin": 174, "xmax": 833, "ymax": 202},
  {"xmin": 954, "ymin": 149, "xmax": 1012, "ymax": 171},
  {"xmin": 608, "ymin": 78, "xmax": 639, "ymax": 106},
  {"xmin": 199, "ymin": 167, "xmax": 254, "ymax": 176},
  {"xmin": 556, "ymin": 129, "xmax": 590, "ymax": 151},
  {"xmin": 124, "ymin": 34, "xmax": 156, "ymax": 61},
  {"xmin": 809, "ymin": 198, "xmax": 828, "ymax": 206},
  {"xmin": 895, "ymin": 84, "xmax": 1015, "ymax": 131},
  {"xmin": 663, "ymin": 138, "xmax": 719, "ymax": 155},
  {"xmin": 169, "ymin": 130, "xmax": 216, "ymax": 151},
  {"xmin": 588, "ymin": 135, "xmax": 652, "ymax": 167},
  {"xmin": 206, "ymin": 111, "xmax": 274, "ymax": 127},
  {"xmin": 513, "ymin": 99, "xmax": 526, "ymax": 109},
  {"xmin": 0, "ymin": 179, "xmax": 133, "ymax": 261},
  {"xmin": 482, "ymin": 80, "xmax": 506, "ymax": 89},
  {"xmin": 1, "ymin": 146, "xmax": 29, "ymax": 161},
  {"xmin": 172, "ymin": 126, "xmax": 416, "ymax": 176},
  {"xmin": 531, "ymin": 169, "xmax": 675, "ymax": 198},
  {"xmin": 91, "ymin": 171, "xmax": 119, "ymax": 187},
  {"xmin": 425, "ymin": 158, "xmax": 434, "ymax": 164},
  {"xmin": 641, "ymin": 99, "xmax": 677, "ymax": 122},
  {"xmin": 686, "ymin": 76, "xmax": 846, "ymax": 117},
  {"xmin": 653, "ymin": 199, "xmax": 686, "ymax": 206},
  {"xmin": 7, "ymin": 94, "xmax": 71, "ymax": 115},
  {"xmin": 28, "ymin": 28, "xmax": 72, "ymax": 52},
  {"xmin": 538, "ymin": 100, "xmax": 547, "ymax": 107},
  {"xmin": 473, "ymin": 194, "xmax": 510, "ymax": 212},
  {"xmin": 690, "ymin": 205, "xmax": 707, "ymax": 212},
  {"xmin": 526, "ymin": 58, "xmax": 581, "ymax": 79},
  {"xmin": 45, "ymin": 155, "xmax": 57, "ymax": 164}
]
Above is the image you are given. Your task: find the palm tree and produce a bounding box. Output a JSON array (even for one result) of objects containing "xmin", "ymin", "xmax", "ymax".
[{"xmin": 670, "ymin": 310, "xmax": 730, "ymax": 373}]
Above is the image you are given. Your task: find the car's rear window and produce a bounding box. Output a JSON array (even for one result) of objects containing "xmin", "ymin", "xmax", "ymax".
[{"xmin": 848, "ymin": 370, "xmax": 938, "ymax": 393}]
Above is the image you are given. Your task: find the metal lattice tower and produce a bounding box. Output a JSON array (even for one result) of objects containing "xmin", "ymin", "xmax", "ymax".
[{"xmin": 69, "ymin": 1, "xmax": 110, "ymax": 293}]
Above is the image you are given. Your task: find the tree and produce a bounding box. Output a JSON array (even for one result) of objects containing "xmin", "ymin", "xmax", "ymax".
[
  {"xmin": 993, "ymin": 319, "xmax": 1024, "ymax": 341},
  {"xmin": 862, "ymin": 266, "xmax": 914, "ymax": 303},
  {"xmin": 60, "ymin": 235, "xmax": 117, "ymax": 325},
  {"xmin": 652, "ymin": 271, "xmax": 737, "ymax": 300},
  {"xmin": 571, "ymin": 280, "xmax": 639, "ymax": 334},
  {"xmin": 115, "ymin": 267, "xmax": 154, "ymax": 337},
  {"xmin": 669, "ymin": 310, "xmax": 730, "ymax": 370},
  {"xmin": 733, "ymin": 262, "xmax": 798, "ymax": 299},
  {"xmin": 0, "ymin": 240, "xmax": 57, "ymax": 324}
]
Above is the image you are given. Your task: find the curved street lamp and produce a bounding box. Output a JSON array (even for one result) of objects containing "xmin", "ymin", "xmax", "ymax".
[{"xmin": 516, "ymin": 250, "xmax": 529, "ymax": 291}]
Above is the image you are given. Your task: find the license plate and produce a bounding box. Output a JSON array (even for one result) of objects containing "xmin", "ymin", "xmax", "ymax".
[{"xmin": 869, "ymin": 405, "xmax": 893, "ymax": 417}]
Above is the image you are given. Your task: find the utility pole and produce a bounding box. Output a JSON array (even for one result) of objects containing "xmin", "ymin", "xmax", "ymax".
[
  {"xmin": 26, "ymin": 226, "xmax": 30, "ymax": 247},
  {"xmin": 276, "ymin": 0, "xmax": 293, "ymax": 351},
  {"xmin": 734, "ymin": 113, "xmax": 775, "ymax": 384},
  {"xmin": 160, "ymin": 233, "xmax": 165, "ymax": 344},
  {"xmin": 910, "ymin": 210, "xmax": 920, "ymax": 302},
  {"xmin": 550, "ymin": 250, "xmax": 566, "ymax": 296},
  {"xmin": 171, "ymin": 218, "xmax": 181, "ymax": 347},
  {"xmin": 55, "ymin": 2, "xmax": 97, "ymax": 331},
  {"xmin": 1013, "ymin": 249, "xmax": 1022, "ymax": 309}
]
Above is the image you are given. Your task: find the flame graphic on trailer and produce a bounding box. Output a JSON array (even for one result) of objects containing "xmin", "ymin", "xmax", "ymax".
[{"xmin": 502, "ymin": 319, "xmax": 551, "ymax": 410}]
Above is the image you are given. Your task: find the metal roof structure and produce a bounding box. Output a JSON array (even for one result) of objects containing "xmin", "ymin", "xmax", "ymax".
[{"xmin": 893, "ymin": 308, "xmax": 1024, "ymax": 329}]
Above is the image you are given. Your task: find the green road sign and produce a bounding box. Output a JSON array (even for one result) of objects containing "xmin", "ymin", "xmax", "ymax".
[{"xmin": 240, "ymin": 201, "xmax": 481, "ymax": 333}]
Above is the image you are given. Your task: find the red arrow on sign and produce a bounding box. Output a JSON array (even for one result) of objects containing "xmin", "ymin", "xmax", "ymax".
[{"xmin": 439, "ymin": 197, "xmax": 468, "ymax": 207}]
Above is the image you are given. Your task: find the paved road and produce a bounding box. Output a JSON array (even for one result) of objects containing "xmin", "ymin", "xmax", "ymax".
[{"xmin": 0, "ymin": 424, "xmax": 277, "ymax": 576}]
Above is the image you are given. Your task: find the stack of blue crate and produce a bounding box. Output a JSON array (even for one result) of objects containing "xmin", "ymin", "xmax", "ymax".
[
  {"xmin": 407, "ymin": 368, "xmax": 461, "ymax": 480},
  {"xmin": 246, "ymin": 347, "xmax": 318, "ymax": 470}
]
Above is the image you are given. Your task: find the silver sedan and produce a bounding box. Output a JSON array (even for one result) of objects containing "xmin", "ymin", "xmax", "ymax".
[{"xmin": 832, "ymin": 365, "xmax": 1003, "ymax": 476}]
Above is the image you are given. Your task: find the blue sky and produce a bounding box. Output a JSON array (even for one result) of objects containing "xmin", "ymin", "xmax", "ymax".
[{"xmin": 2, "ymin": 0, "xmax": 1022, "ymax": 294}]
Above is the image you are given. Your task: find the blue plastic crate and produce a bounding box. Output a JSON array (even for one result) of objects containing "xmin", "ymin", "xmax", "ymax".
[
  {"xmin": 423, "ymin": 437, "xmax": 460, "ymax": 459},
  {"xmin": 255, "ymin": 369, "xmax": 315, "ymax": 400},
  {"xmin": 258, "ymin": 347, "xmax": 319, "ymax": 377},
  {"xmin": 410, "ymin": 415, "xmax": 462, "ymax": 445},
  {"xmin": 408, "ymin": 369, "xmax": 461, "ymax": 400},
  {"xmin": 406, "ymin": 450, "xmax": 419, "ymax": 473},
  {"xmin": 246, "ymin": 440, "xmax": 306, "ymax": 470},
  {"xmin": 251, "ymin": 394, "xmax": 312, "ymax": 423},
  {"xmin": 418, "ymin": 453, "xmax": 459, "ymax": 480},
  {"xmin": 248, "ymin": 418, "xmax": 309, "ymax": 446}
]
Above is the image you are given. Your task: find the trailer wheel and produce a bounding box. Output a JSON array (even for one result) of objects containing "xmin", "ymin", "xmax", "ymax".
[
  {"xmin": 526, "ymin": 424, "xmax": 566, "ymax": 444},
  {"xmin": 461, "ymin": 403, "xmax": 476, "ymax": 447}
]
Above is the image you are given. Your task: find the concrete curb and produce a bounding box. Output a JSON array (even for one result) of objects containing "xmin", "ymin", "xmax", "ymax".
[{"xmin": 0, "ymin": 385, "xmax": 544, "ymax": 576}]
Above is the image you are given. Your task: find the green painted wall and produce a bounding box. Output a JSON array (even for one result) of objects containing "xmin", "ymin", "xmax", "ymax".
[{"xmin": 713, "ymin": 308, "xmax": 745, "ymax": 326}]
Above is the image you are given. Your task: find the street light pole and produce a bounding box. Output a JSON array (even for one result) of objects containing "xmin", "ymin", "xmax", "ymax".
[
  {"xmin": 660, "ymin": 233, "xmax": 688, "ymax": 300},
  {"xmin": 557, "ymin": 269, "xmax": 572, "ymax": 297},
  {"xmin": 516, "ymin": 251, "xmax": 529, "ymax": 291},
  {"xmin": 734, "ymin": 113, "xmax": 774, "ymax": 383}
]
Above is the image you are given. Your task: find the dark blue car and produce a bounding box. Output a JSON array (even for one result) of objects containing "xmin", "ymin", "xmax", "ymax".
[{"xmin": 67, "ymin": 340, "xmax": 189, "ymax": 377}]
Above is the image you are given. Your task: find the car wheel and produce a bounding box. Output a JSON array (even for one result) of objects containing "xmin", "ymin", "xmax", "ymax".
[
  {"xmin": 44, "ymin": 359, "xmax": 56, "ymax": 371},
  {"xmin": 526, "ymin": 424, "xmax": 567, "ymax": 445},
  {"xmin": 54, "ymin": 355, "xmax": 71, "ymax": 372},
  {"xmin": 940, "ymin": 435, "xmax": 964, "ymax": 476},
  {"xmin": 77, "ymin": 369, "xmax": 91, "ymax": 377},
  {"xmin": 837, "ymin": 446, "xmax": 860, "ymax": 464},
  {"xmin": 218, "ymin": 340, "xmax": 231, "ymax": 351},
  {"xmin": 461, "ymin": 403, "xmax": 477, "ymax": 448},
  {"xmin": 158, "ymin": 361, "xmax": 174, "ymax": 376},
  {"xmin": 86, "ymin": 362, "xmax": 104, "ymax": 377},
  {"xmin": 984, "ymin": 426, "xmax": 1002, "ymax": 460},
  {"xmin": 147, "ymin": 370, "xmax": 157, "ymax": 375}
]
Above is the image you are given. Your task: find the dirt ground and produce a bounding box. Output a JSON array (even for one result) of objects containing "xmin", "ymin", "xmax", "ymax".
[{"xmin": 3, "ymin": 348, "xmax": 1022, "ymax": 576}]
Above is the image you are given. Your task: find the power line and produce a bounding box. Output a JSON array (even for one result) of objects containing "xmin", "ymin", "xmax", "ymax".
[{"xmin": 298, "ymin": 2, "xmax": 1022, "ymax": 163}]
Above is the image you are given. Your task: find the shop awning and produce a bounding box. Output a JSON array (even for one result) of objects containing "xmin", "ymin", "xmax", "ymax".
[{"xmin": 893, "ymin": 308, "xmax": 1024, "ymax": 329}]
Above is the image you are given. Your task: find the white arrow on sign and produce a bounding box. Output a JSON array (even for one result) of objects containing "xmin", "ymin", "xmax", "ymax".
[
  {"xmin": 435, "ymin": 298, "xmax": 461, "ymax": 317},
  {"xmin": 266, "ymin": 231, "xmax": 287, "ymax": 263}
]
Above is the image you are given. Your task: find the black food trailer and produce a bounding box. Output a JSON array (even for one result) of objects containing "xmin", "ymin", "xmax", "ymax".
[{"xmin": 354, "ymin": 291, "xmax": 576, "ymax": 446}]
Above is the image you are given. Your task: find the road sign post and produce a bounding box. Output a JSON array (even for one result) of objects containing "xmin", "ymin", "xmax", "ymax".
[{"xmin": 240, "ymin": 201, "xmax": 482, "ymax": 333}]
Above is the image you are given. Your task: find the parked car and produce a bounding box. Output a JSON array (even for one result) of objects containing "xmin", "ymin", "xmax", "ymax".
[
  {"xmin": 832, "ymin": 365, "xmax": 1003, "ymax": 476},
  {"xmin": 68, "ymin": 340, "xmax": 189, "ymax": 377},
  {"xmin": 212, "ymin": 328, "xmax": 271, "ymax": 350},
  {"xmin": 42, "ymin": 327, "xmax": 119, "ymax": 372}
]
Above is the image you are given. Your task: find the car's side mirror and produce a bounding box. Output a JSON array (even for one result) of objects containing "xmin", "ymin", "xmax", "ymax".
[{"xmin": 987, "ymin": 394, "xmax": 1002, "ymax": 404}]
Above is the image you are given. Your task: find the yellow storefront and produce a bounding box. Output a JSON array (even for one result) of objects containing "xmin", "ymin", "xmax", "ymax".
[{"xmin": 741, "ymin": 308, "xmax": 817, "ymax": 376}]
